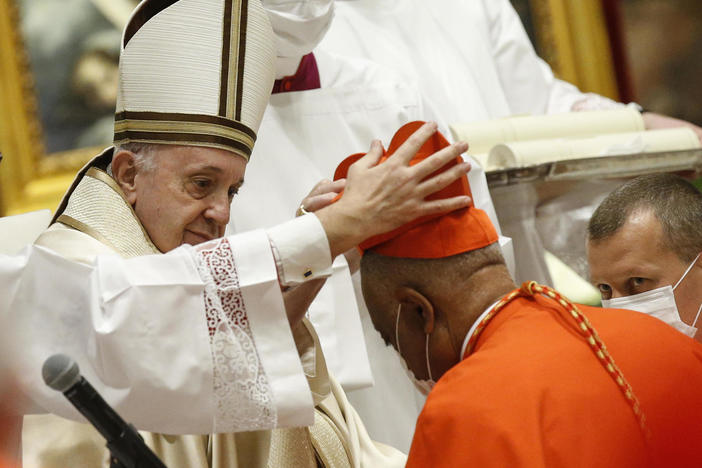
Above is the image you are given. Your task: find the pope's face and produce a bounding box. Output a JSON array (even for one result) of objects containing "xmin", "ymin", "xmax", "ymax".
[
  {"xmin": 587, "ymin": 209, "xmax": 702, "ymax": 325},
  {"xmin": 131, "ymin": 146, "xmax": 246, "ymax": 252}
]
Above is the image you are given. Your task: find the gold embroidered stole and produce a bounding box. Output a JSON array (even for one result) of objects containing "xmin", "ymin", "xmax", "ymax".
[
  {"xmin": 56, "ymin": 167, "xmax": 159, "ymax": 257},
  {"xmin": 263, "ymin": 320, "xmax": 352, "ymax": 468}
]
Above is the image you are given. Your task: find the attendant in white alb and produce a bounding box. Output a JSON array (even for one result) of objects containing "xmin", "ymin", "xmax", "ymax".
[
  {"xmin": 322, "ymin": 0, "xmax": 702, "ymax": 131},
  {"xmin": 320, "ymin": 0, "xmax": 609, "ymax": 123}
]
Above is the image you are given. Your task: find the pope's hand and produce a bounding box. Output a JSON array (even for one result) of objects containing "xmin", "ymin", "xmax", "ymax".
[
  {"xmin": 296, "ymin": 179, "xmax": 346, "ymax": 217},
  {"xmin": 315, "ymin": 122, "xmax": 472, "ymax": 258}
]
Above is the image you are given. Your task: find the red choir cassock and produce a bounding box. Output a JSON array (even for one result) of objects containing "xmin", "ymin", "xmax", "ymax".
[{"xmin": 407, "ymin": 293, "xmax": 702, "ymax": 468}]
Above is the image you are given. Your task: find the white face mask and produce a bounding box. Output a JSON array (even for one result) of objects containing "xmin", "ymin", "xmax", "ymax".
[
  {"xmin": 602, "ymin": 253, "xmax": 702, "ymax": 338},
  {"xmin": 395, "ymin": 304, "xmax": 436, "ymax": 395}
]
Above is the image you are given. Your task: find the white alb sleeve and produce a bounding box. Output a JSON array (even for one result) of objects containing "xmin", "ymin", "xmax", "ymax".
[
  {"xmin": 2, "ymin": 234, "xmax": 313, "ymax": 435},
  {"xmin": 189, "ymin": 230, "xmax": 314, "ymax": 431}
]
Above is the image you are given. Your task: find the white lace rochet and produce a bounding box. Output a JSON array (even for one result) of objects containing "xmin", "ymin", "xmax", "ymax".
[{"xmin": 195, "ymin": 238, "xmax": 277, "ymax": 432}]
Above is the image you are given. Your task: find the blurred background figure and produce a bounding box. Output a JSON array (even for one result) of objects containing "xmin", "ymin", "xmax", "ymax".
[
  {"xmin": 621, "ymin": 0, "xmax": 702, "ymax": 127},
  {"xmin": 18, "ymin": 0, "xmax": 137, "ymax": 153}
]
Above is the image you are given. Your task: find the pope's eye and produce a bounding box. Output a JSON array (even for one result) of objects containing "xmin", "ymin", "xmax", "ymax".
[
  {"xmin": 228, "ymin": 186, "xmax": 239, "ymax": 199},
  {"xmin": 187, "ymin": 178, "xmax": 214, "ymax": 198},
  {"xmin": 189, "ymin": 178, "xmax": 214, "ymax": 194},
  {"xmin": 597, "ymin": 284, "xmax": 612, "ymax": 300}
]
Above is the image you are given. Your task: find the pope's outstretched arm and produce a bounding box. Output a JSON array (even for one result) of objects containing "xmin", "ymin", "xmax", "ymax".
[{"xmin": 1, "ymin": 123, "xmax": 471, "ymax": 435}]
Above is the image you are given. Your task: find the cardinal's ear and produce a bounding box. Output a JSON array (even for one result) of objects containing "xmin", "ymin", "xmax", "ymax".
[{"xmin": 395, "ymin": 286, "xmax": 435, "ymax": 334}]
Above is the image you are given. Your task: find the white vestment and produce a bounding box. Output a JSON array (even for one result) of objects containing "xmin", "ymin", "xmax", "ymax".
[{"xmin": 320, "ymin": 0, "xmax": 615, "ymax": 124}]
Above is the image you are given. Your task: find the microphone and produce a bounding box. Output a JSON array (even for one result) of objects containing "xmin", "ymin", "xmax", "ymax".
[{"xmin": 42, "ymin": 354, "xmax": 167, "ymax": 468}]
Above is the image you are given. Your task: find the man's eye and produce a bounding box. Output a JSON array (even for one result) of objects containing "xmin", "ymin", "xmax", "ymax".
[
  {"xmin": 597, "ymin": 284, "xmax": 612, "ymax": 300},
  {"xmin": 228, "ymin": 187, "xmax": 239, "ymax": 199},
  {"xmin": 192, "ymin": 178, "xmax": 212, "ymax": 190},
  {"xmin": 629, "ymin": 277, "xmax": 647, "ymax": 292}
]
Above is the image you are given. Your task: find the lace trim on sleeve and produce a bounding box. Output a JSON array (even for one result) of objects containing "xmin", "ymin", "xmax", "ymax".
[{"xmin": 195, "ymin": 238, "xmax": 277, "ymax": 432}]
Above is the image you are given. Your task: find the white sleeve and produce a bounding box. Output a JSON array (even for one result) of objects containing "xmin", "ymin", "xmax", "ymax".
[
  {"xmin": 2, "ymin": 231, "xmax": 314, "ymax": 435},
  {"xmin": 266, "ymin": 213, "xmax": 333, "ymax": 285},
  {"xmin": 482, "ymin": 0, "xmax": 621, "ymax": 115}
]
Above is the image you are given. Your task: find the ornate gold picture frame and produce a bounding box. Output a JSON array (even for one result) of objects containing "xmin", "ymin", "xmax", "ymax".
[
  {"xmin": 0, "ymin": 0, "xmax": 619, "ymax": 216},
  {"xmin": 0, "ymin": 0, "xmax": 126, "ymax": 216}
]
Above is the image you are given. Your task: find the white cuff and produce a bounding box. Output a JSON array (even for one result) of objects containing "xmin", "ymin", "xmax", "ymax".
[{"xmin": 266, "ymin": 214, "xmax": 333, "ymax": 286}]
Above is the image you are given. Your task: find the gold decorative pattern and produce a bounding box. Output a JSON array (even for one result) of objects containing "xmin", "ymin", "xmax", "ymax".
[
  {"xmin": 58, "ymin": 167, "xmax": 160, "ymax": 257},
  {"xmin": 37, "ymin": 145, "xmax": 106, "ymax": 176}
]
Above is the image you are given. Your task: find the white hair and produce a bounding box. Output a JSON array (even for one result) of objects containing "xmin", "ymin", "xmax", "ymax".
[{"xmin": 108, "ymin": 142, "xmax": 158, "ymax": 176}]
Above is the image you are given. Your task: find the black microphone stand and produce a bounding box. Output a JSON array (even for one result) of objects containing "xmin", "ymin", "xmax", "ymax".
[
  {"xmin": 43, "ymin": 355, "xmax": 167, "ymax": 468},
  {"xmin": 63, "ymin": 377, "xmax": 167, "ymax": 468}
]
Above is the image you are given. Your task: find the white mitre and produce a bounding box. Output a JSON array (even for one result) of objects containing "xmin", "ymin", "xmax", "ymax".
[{"xmin": 114, "ymin": 0, "xmax": 275, "ymax": 160}]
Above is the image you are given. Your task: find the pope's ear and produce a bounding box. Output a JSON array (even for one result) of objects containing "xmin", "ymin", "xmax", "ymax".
[
  {"xmin": 111, "ymin": 150, "xmax": 139, "ymax": 205},
  {"xmin": 395, "ymin": 286, "xmax": 435, "ymax": 334}
]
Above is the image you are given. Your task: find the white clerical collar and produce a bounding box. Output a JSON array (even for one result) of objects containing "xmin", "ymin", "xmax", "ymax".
[{"xmin": 460, "ymin": 299, "xmax": 500, "ymax": 360}]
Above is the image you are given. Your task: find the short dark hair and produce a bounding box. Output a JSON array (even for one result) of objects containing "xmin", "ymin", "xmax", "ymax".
[
  {"xmin": 588, "ymin": 174, "xmax": 702, "ymax": 262},
  {"xmin": 361, "ymin": 243, "xmax": 504, "ymax": 291},
  {"xmin": 359, "ymin": 243, "xmax": 506, "ymax": 347},
  {"xmin": 360, "ymin": 243, "xmax": 504, "ymax": 310}
]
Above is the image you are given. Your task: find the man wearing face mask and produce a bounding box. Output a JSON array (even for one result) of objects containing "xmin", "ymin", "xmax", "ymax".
[
  {"xmin": 350, "ymin": 122, "xmax": 702, "ymax": 468},
  {"xmin": 587, "ymin": 174, "xmax": 702, "ymax": 342}
]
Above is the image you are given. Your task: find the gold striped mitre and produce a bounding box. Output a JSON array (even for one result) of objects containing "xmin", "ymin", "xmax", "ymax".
[{"xmin": 113, "ymin": 0, "xmax": 275, "ymax": 160}]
